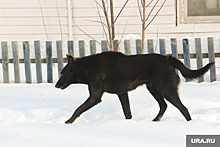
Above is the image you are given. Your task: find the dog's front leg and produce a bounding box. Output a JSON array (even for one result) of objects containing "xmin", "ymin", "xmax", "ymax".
[
  {"xmin": 65, "ymin": 96, "xmax": 102, "ymax": 124},
  {"xmin": 118, "ymin": 93, "xmax": 132, "ymax": 119}
]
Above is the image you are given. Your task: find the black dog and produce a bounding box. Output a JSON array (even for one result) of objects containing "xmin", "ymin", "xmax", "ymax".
[{"xmin": 55, "ymin": 51, "xmax": 214, "ymax": 124}]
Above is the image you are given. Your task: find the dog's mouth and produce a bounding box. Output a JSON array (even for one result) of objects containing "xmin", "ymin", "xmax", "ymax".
[
  {"xmin": 55, "ymin": 83, "xmax": 69, "ymax": 90},
  {"xmin": 60, "ymin": 86, "xmax": 66, "ymax": 90}
]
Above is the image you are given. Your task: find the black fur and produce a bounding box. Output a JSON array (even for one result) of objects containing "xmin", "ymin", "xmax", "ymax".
[{"xmin": 55, "ymin": 51, "xmax": 214, "ymax": 124}]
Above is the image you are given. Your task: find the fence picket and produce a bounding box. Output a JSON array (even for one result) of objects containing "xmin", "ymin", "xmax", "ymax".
[
  {"xmin": 207, "ymin": 37, "xmax": 216, "ymax": 82},
  {"xmin": 136, "ymin": 39, "xmax": 142, "ymax": 54},
  {"xmin": 113, "ymin": 40, "xmax": 119, "ymax": 52},
  {"xmin": 195, "ymin": 38, "xmax": 204, "ymax": 82},
  {"xmin": 1, "ymin": 41, "xmax": 10, "ymax": 83},
  {"xmin": 23, "ymin": 41, "xmax": 32, "ymax": 83},
  {"xmin": 68, "ymin": 40, "xmax": 74, "ymax": 57},
  {"xmin": 182, "ymin": 39, "xmax": 191, "ymax": 82},
  {"xmin": 34, "ymin": 41, "xmax": 42, "ymax": 83},
  {"xmin": 147, "ymin": 39, "xmax": 154, "ymax": 53},
  {"xmin": 46, "ymin": 41, "xmax": 53, "ymax": 83},
  {"xmin": 159, "ymin": 39, "xmax": 166, "ymax": 55},
  {"xmin": 79, "ymin": 40, "xmax": 85, "ymax": 57},
  {"xmin": 56, "ymin": 40, "xmax": 63, "ymax": 78},
  {"xmin": 101, "ymin": 40, "xmax": 108, "ymax": 52},
  {"xmin": 90, "ymin": 40, "xmax": 96, "ymax": 55},
  {"xmin": 12, "ymin": 41, "xmax": 20, "ymax": 83},
  {"xmin": 124, "ymin": 40, "xmax": 131, "ymax": 55},
  {"xmin": 171, "ymin": 38, "xmax": 179, "ymax": 75}
]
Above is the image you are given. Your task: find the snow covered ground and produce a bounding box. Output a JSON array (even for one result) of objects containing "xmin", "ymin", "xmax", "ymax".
[
  {"xmin": 0, "ymin": 36, "xmax": 220, "ymax": 146},
  {"xmin": 0, "ymin": 82, "xmax": 220, "ymax": 147}
]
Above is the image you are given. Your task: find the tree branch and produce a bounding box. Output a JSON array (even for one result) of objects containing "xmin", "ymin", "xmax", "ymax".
[
  {"xmin": 86, "ymin": 19, "xmax": 108, "ymax": 28},
  {"xmin": 137, "ymin": 0, "xmax": 143, "ymax": 21},
  {"xmin": 145, "ymin": 0, "xmax": 167, "ymax": 30},
  {"xmin": 113, "ymin": 0, "xmax": 129, "ymax": 24},
  {"xmin": 145, "ymin": 0, "xmax": 159, "ymax": 23},
  {"xmin": 94, "ymin": 0, "xmax": 111, "ymax": 49}
]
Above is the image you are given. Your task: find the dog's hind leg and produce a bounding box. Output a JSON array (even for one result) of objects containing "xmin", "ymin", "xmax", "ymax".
[
  {"xmin": 147, "ymin": 85, "xmax": 167, "ymax": 121},
  {"xmin": 165, "ymin": 94, "xmax": 192, "ymax": 121},
  {"xmin": 118, "ymin": 93, "xmax": 132, "ymax": 119}
]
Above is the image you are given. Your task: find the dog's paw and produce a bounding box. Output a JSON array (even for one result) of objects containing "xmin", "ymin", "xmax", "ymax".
[
  {"xmin": 152, "ymin": 118, "xmax": 161, "ymax": 122},
  {"xmin": 65, "ymin": 119, "xmax": 73, "ymax": 124}
]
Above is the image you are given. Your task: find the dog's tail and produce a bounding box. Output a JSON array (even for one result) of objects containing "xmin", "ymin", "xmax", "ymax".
[{"xmin": 169, "ymin": 56, "xmax": 214, "ymax": 80}]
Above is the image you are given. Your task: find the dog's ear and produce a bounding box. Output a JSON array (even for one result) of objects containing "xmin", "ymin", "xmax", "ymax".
[{"xmin": 66, "ymin": 54, "xmax": 74, "ymax": 64}]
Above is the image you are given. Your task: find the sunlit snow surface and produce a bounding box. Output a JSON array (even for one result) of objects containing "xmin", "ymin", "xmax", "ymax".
[{"xmin": 0, "ymin": 82, "xmax": 220, "ymax": 147}]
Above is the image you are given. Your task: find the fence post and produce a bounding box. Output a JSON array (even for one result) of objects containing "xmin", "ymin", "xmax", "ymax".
[
  {"xmin": 207, "ymin": 37, "xmax": 216, "ymax": 82},
  {"xmin": 23, "ymin": 41, "xmax": 32, "ymax": 83},
  {"xmin": 147, "ymin": 39, "xmax": 154, "ymax": 53},
  {"xmin": 182, "ymin": 39, "xmax": 191, "ymax": 82},
  {"xmin": 136, "ymin": 39, "xmax": 142, "ymax": 54},
  {"xmin": 101, "ymin": 40, "xmax": 108, "ymax": 52},
  {"xmin": 124, "ymin": 40, "xmax": 131, "ymax": 55},
  {"xmin": 12, "ymin": 41, "xmax": 20, "ymax": 83},
  {"xmin": 90, "ymin": 40, "xmax": 96, "ymax": 55},
  {"xmin": 79, "ymin": 40, "xmax": 85, "ymax": 57},
  {"xmin": 195, "ymin": 38, "xmax": 204, "ymax": 82},
  {"xmin": 34, "ymin": 40, "xmax": 43, "ymax": 83},
  {"xmin": 68, "ymin": 40, "xmax": 74, "ymax": 57},
  {"xmin": 159, "ymin": 39, "xmax": 166, "ymax": 55},
  {"xmin": 56, "ymin": 40, "xmax": 63, "ymax": 78},
  {"xmin": 113, "ymin": 40, "xmax": 119, "ymax": 52},
  {"xmin": 1, "ymin": 41, "xmax": 10, "ymax": 83},
  {"xmin": 46, "ymin": 41, "xmax": 53, "ymax": 83},
  {"xmin": 171, "ymin": 38, "xmax": 179, "ymax": 75}
]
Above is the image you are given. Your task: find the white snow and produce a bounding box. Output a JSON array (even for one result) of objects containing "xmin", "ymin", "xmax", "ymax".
[
  {"xmin": 0, "ymin": 35, "xmax": 220, "ymax": 146},
  {"xmin": 0, "ymin": 82, "xmax": 220, "ymax": 147}
]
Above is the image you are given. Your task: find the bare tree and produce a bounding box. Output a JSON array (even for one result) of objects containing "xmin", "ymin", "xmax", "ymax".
[
  {"xmin": 137, "ymin": 0, "xmax": 167, "ymax": 54},
  {"xmin": 88, "ymin": 0, "xmax": 129, "ymax": 51}
]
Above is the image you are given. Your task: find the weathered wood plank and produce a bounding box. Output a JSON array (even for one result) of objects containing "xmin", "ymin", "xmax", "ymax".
[
  {"xmin": 159, "ymin": 39, "xmax": 166, "ymax": 55},
  {"xmin": 136, "ymin": 39, "xmax": 142, "ymax": 54},
  {"xmin": 182, "ymin": 39, "xmax": 191, "ymax": 82},
  {"xmin": 56, "ymin": 40, "xmax": 63, "ymax": 78},
  {"xmin": 113, "ymin": 40, "xmax": 119, "ymax": 52},
  {"xmin": 208, "ymin": 37, "xmax": 216, "ymax": 82},
  {"xmin": 79, "ymin": 40, "xmax": 85, "ymax": 57},
  {"xmin": 101, "ymin": 40, "xmax": 108, "ymax": 52},
  {"xmin": 195, "ymin": 38, "xmax": 204, "ymax": 82},
  {"xmin": 124, "ymin": 40, "xmax": 131, "ymax": 55},
  {"xmin": 147, "ymin": 39, "xmax": 154, "ymax": 53},
  {"xmin": 12, "ymin": 41, "xmax": 20, "ymax": 83},
  {"xmin": 1, "ymin": 53, "xmax": 219, "ymax": 64},
  {"xmin": 171, "ymin": 38, "xmax": 179, "ymax": 75},
  {"xmin": 23, "ymin": 41, "xmax": 32, "ymax": 83},
  {"xmin": 46, "ymin": 41, "xmax": 53, "ymax": 83},
  {"xmin": 68, "ymin": 40, "xmax": 74, "ymax": 57},
  {"xmin": 1, "ymin": 41, "xmax": 10, "ymax": 83},
  {"xmin": 90, "ymin": 40, "xmax": 96, "ymax": 55},
  {"xmin": 34, "ymin": 40, "xmax": 42, "ymax": 83}
]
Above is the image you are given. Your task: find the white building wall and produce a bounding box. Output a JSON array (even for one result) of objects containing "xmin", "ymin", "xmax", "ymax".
[
  {"xmin": 0, "ymin": 0, "xmax": 69, "ymax": 42},
  {"xmin": 0, "ymin": 0, "xmax": 219, "ymax": 42}
]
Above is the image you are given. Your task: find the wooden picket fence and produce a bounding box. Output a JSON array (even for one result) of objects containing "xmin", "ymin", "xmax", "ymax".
[{"xmin": 0, "ymin": 37, "xmax": 218, "ymax": 84}]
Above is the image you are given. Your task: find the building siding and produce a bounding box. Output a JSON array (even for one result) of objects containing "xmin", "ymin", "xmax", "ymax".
[{"xmin": 0, "ymin": 0, "xmax": 219, "ymax": 42}]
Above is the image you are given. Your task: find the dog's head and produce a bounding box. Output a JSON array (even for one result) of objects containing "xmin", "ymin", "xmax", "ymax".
[{"xmin": 55, "ymin": 55, "xmax": 79, "ymax": 90}]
